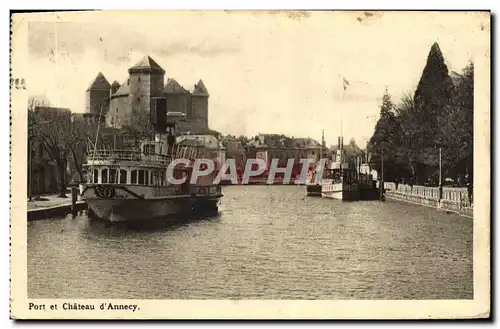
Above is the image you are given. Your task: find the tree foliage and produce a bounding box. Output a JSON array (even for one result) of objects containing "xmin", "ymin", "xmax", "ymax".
[
  {"xmin": 367, "ymin": 42, "xmax": 473, "ymax": 187},
  {"xmin": 31, "ymin": 106, "xmax": 76, "ymax": 196}
]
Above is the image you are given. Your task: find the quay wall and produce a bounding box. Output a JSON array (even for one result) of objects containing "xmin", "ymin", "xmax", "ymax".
[
  {"xmin": 383, "ymin": 183, "xmax": 473, "ymax": 218},
  {"xmin": 28, "ymin": 201, "xmax": 87, "ymax": 221}
]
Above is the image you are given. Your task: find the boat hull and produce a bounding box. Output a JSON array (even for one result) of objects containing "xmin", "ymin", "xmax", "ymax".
[
  {"xmin": 306, "ymin": 184, "xmax": 322, "ymax": 197},
  {"xmin": 321, "ymin": 182, "xmax": 359, "ymax": 201},
  {"xmin": 81, "ymin": 183, "xmax": 222, "ymax": 222},
  {"xmin": 87, "ymin": 198, "xmax": 187, "ymax": 222}
]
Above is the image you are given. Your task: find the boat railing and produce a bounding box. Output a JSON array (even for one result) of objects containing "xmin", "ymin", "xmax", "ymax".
[{"xmin": 88, "ymin": 149, "xmax": 173, "ymax": 166}]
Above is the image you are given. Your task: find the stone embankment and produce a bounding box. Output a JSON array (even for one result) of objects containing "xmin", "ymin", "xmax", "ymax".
[{"xmin": 384, "ymin": 182, "xmax": 473, "ymax": 218}]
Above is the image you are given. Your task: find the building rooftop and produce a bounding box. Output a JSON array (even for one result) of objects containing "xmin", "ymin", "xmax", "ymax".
[
  {"xmin": 330, "ymin": 144, "xmax": 363, "ymax": 158},
  {"xmin": 112, "ymin": 79, "xmax": 130, "ymax": 97},
  {"xmin": 176, "ymin": 120, "xmax": 211, "ymax": 134},
  {"xmin": 191, "ymin": 79, "xmax": 209, "ymax": 96},
  {"xmin": 86, "ymin": 72, "xmax": 111, "ymax": 91},
  {"xmin": 128, "ymin": 55, "xmax": 165, "ymax": 74},
  {"xmin": 164, "ymin": 78, "xmax": 188, "ymax": 94}
]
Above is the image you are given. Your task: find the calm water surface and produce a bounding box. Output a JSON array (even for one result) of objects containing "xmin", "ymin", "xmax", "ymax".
[{"xmin": 28, "ymin": 185, "xmax": 472, "ymax": 299}]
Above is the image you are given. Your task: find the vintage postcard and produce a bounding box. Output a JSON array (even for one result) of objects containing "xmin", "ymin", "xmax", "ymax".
[{"xmin": 10, "ymin": 10, "xmax": 490, "ymax": 319}]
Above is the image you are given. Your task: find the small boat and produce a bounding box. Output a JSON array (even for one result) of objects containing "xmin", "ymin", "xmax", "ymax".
[
  {"xmin": 321, "ymin": 168, "xmax": 360, "ymax": 201},
  {"xmin": 306, "ymin": 165, "xmax": 323, "ymax": 196},
  {"xmin": 320, "ymin": 139, "xmax": 360, "ymax": 201},
  {"xmin": 306, "ymin": 129, "xmax": 326, "ymax": 197}
]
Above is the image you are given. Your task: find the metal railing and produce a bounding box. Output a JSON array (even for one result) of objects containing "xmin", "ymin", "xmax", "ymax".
[{"xmin": 88, "ymin": 149, "xmax": 172, "ymax": 166}]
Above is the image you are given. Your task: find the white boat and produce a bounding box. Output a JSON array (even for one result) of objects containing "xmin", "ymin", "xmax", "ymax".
[
  {"xmin": 80, "ymin": 137, "xmax": 222, "ymax": 222},
  {"xmin": 320, "ymin": 140, "xmax": 360, "ymax": 201},
  {"xmin": 321, "ymin": 170, "xmax": 360, "ymax": 201}
]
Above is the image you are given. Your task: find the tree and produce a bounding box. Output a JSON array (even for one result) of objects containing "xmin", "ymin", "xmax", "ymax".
[
  {"xmin": 32, "ymin": 107, "xmax": 76, "ymax": 197},
  {"xmin": 367, "ymin": 90, "xmax": 400, "ymax": 181},
  {"xmin": 28, "ymin": 97, "xmax": 52, "ymax": 198},
  {"xmin": 28, "ymin": 95, "xmax": 50, "ymax": 111},
  {"xmin": 366, "ymin": 43, "xmax": 473, "ymax": 187},
  {"xmin": 437, "ymin": 62, "xmax": 474, "ymax": 185},
  {"xmin": 69, "ymin": 119, "xmax": 98, "ymax": 183},
  {"xmin": 413, "ymin": 42, "xmax": 455, "ymax": 158},
  {"xmin": 392, "ymin": 92, "xmax": 417, "ymax": 181}
]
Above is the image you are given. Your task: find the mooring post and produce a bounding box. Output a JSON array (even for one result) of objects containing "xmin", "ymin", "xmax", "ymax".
[{"xmin": 71, "ymin": 187, "xmax": 78, "ymax": 216}]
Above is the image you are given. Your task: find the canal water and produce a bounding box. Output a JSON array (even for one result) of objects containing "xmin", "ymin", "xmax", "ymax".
[{"xmin": 28, "ymin": 185, "xmax": 473, "ymax": 299}]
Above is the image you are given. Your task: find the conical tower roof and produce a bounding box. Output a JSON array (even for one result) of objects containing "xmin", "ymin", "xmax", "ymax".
[
  {"xmin": 112, "ymin": 80, "xmax": 130, "ymax": 97},
  {"xmin": 86, "ymin": 72, "xmax": 111, "ymax": 91},
  {"xmin": 164, "ymin": 78, "xmax": 187, "ymax": 94},
  {"xmin": 191, "ymin": 79, "xmax": 209, "ymax": 96},
  {"xmin": 128, "ymin": 55, "xmax": 165, "ymax": 74},
  {"xmin": 111, "ymin": 80, "xmax": 121, "ymax": 88}
]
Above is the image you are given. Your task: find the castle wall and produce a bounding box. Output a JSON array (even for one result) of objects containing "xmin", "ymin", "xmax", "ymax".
[
  {"xmin": 129, "ymin": 74, "xmax": 149, "ymax": 114},
  {"xmin": 165, "ymin": 93, "xmax": 187, "ymax": 114},
  {"xmin": 190, "ymin": 95, "xmax": 208, "ymax": 128},
  {"xmin": 129, "ymin": 71, "xmax": 164, "ymax": 117},
  {"xmin": 107, "ymin": 95, "xmax": 130, "ymax": 128},
  {"xmin": 86, "ymin": 89, "xmax": 110, "ymax": 115}
]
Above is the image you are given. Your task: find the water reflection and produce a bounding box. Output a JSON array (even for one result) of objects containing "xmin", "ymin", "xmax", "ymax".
[{"xmin": 83, "ymin": 210, "xmax": 222, "ymax": 235}]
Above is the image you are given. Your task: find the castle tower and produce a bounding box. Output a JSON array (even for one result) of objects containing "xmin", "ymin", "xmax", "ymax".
[
  {"xmin": 127, "ymin": 56, "xmax": 165, "ymax": 120},
  {"xmin": 164, "ymin": 78, "xmax": 188, "ymax": 115},
  {"xmin": 110, "ymin": 80, "xmax": 121, "ymax": 95},
  {"xmin": 190, "ymin": 79, "xmax": 209, "ymax": 128},
  {"xmin": 86, "ymin": 72, "xmax": 111, "ymax": 115}
]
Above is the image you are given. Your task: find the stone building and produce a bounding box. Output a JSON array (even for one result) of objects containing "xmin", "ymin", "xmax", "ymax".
[{"xmin": 85, "ymin": 55, "xmax": 210, "ymax": 134}]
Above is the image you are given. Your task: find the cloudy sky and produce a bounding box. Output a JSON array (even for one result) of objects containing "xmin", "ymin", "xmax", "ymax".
[{"xmin": 25, "ymin": 11, "xmax": 488, "ymax": 147}]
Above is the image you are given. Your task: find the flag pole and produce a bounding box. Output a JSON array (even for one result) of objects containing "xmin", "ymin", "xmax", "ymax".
[
  {"xmin": 340, "ymin": 76, "xmax": 346, "ymax": 165},
  {"xmin": 340, "ymin": 77, "xmax": 344, "ymax": 141}
]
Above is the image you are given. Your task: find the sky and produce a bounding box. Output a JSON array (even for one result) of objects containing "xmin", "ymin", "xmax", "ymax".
[{"xmin": 25, "ymin": 11, "xmax": 487, "ymax": 148}]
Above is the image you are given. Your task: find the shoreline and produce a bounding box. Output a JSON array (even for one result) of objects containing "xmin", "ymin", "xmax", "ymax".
[
  {"xmin": 27, "ymin": 201, "xmax": 87, "ymax": 221},
  {"xmin": 385, "ymin": 191, "xmax": 473, "ymax": 219}
]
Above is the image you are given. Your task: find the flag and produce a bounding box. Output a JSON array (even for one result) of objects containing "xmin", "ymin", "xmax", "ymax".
[{"xmin": 343, "ymin": 77, "xmax": 350, "ymax": 91}]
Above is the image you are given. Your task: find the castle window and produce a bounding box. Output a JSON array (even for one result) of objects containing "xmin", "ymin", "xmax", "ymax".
[
  {"xmin": 131, "ymin": 170, "xmax": 137, "ymax": 184},
  {"xmin": 138, "ymin": 77, "xmax": 141, "ymax": 82},
  {"xmin": 127, "ymin": 79, "xmax": 130, "ymax": 85}
]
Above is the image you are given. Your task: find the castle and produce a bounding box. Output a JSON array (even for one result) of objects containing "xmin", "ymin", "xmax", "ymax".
[{"xmin": 83, "ymin": 55, "xmax": 210, "ymax": 133}]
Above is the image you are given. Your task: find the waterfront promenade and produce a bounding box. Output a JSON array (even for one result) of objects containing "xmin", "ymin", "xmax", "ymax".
[
  {"xmin": 383, "ymin": 183, "xmax": 473, "ymax": 218},
  {"xmin": 27, "ymin": 191, "xmax": 86, "ymax": 220},
  {"xmin": 27, "ymin": 194, "xmax": 83, "ymax": 210}
]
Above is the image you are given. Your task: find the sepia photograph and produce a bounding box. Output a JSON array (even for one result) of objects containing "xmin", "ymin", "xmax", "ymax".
[{"xmin": 10, "ymin": 9, "xmax": 490, "ymax": 319}]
